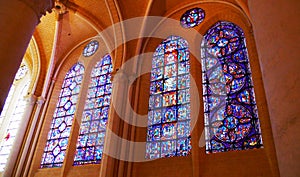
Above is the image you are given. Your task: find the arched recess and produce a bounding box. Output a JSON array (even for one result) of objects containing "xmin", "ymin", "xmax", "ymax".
[
  {"xmin": 145, "ymin": 35, "xmax": 192, "ymax": 159},
  {"xmin": 130, "ymin": 1, "xmax": 279, "ymax": 177},
  {"xmin": 28, "ymin": 34, "xmax": 116, "ymax": 177},
  {"xmin": 201, "ymin": 21, "xmax": 263, "ymax": 153},
  {"xmin": 26, "ymin": 36, "xmax": 42, "ymax": 95},
  {"xmin": 65, "ymin": 0, "xmax": 125, "ymax": 73},
  {"xmin": 40, "ymin": 62, "xmax": 85, "ymax": 168}
]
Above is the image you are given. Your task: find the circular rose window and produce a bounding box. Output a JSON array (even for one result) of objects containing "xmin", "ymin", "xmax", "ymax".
[
  {"xmin": 180, "ymin": 8, "xmax": 205, "ymax": 28},
  {"xmin": 83, "ymin": 40, "xmax": 99, "ymax": 57}
]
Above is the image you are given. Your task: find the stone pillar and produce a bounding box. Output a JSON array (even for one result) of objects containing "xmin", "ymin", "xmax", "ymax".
[
  {"xmin": 100, "ymin": 70, "xmax": 129, "ymax": 177},
  {"xmin": 0, "ymin": 0, "xmax": 54, "ymax": 113},
  {"xmin": 248, "ymin": 1, "xmax": 300, "ymax": 177},
  {"xmin": 16, "ymin": 96, "xmax": 45, "ymax": 177}
]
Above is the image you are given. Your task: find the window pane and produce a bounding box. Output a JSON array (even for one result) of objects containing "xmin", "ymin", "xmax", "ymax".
[
  {"xmin": 73, "ymin": 54, "xmax": 113, "ymax": 165},
  {"xmin": 201, "ymin": 21, "xmax": 263, "ymax": 153},
  {"xmin": 40, "ymin": 63, "xmax": 85, "ymax": 168},
  {"xmin": 146, "ymin": 36, "xmax": 191, "ymax": 159},
  {"xmin": 0, "ymin": 64, "xmax": 30, "ymax": 172},
  {"xmin": 180, "ymin": 8, "xmax": 205, "ymax": 28}
]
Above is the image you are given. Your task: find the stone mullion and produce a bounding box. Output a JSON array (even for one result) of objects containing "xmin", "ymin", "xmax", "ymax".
[
  {"xmin": 99, "ymin": 70, "xmax": 129, "ymax": 177},
  {"xmin": 11, "ymin": 95, "xmax": 43, "ymax": 177},
  {"xmin": 60, "ymin": 63, "xmax": 92, "ymax": 177}
]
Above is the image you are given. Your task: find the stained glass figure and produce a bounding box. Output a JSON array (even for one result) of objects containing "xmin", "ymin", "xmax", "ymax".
[
  {"xmin": 83, "ymin": 40, "xmax": 99, "ymax": 57},
  {"xmin": 201, "ymin": 21, "xmax": 263, "ymax": 153},
  {"xmin": 40, "ymin": 63, "xmax": 85, "ymax": 168},
  {"xmin": 180, "ymin": 8, "xmax": 205, "ymax": 28},
  {"xmin": 73, "ymin": 54, "xmax": 113, "ymax": 165},
  {"xmin": 146, "ymin": 36, "xmax": 191, "ymax": 159}
]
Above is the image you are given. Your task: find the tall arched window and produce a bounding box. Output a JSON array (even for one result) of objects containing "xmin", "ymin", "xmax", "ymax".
[
  {"xmin": 40, "ymin": 63, "xmax": 85, "ymax": 168},
  {"xmin": 201, "ymin": 21, "xmax": 263, "ymax": 153},
  {"xmin": 0, "ymin": 63, "xmax": 30, "ymax": 171},
  {"xmin": 146, "ymin": 35, "xmax": 191, "ymax": 159},
  {"xmin": 74, "ymin": 54, "xmax": 113, "ymax": 165}
]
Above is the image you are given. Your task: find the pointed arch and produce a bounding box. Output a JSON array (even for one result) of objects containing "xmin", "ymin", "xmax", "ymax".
[
  {"xmin": 40, "ymin": 62, "xmax": 85, "ymax": 168},
  {"xmin": 146, "ymin": 35, "xmax": 192, "ymax": 159},
  {"xmin": 0, "ymin": 63, "xmax": 31, "ymax": 171},
  {"xmin": 73, "ymin": 54, "xmax": 113, "ymax": 165},
  {"xmin": 201, "ymin": 21, "xmax": 263, "ymax": 153}
]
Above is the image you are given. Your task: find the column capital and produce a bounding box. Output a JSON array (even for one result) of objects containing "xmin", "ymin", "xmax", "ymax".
[
  {"xmin": 24, "ymin": 94, "xmax": 38, "ymax": 105},
  {"xmin": 36, "ymin": 96, "xmax": 46, "ymax": 105},
  {"xmin": 53, "ymin": 1, "xmax": 68, "ymax": 15},
  {"xmin": 18, "ymin": 0, "xmax": 54, "ymax": 20}
]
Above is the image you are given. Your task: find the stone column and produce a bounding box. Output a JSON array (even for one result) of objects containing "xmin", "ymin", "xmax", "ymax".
[
  {"xmin": 100, "ymin": 70, "xmax": 129, "ymax": 177},
  {"xmin": 0, "ymin": 0, "xmax": 54, "ymax": 113},
  {"xmin": 248, "ymin": 1, "xmax": 300, "ymax": 177}
]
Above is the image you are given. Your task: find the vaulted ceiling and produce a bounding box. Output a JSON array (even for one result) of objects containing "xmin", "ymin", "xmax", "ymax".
[{"xmin": 29, "ymin": 0, "xmax": 248, "ymax": 95}]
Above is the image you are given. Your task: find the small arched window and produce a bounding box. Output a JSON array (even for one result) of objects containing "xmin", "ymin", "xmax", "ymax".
[
  {"xmin": 74, "ymin": 54, "xmax": 113, "ymax": 165},
  {"xmin": 201, "ymin": 21, "xmax": 263, "ymax": 153},
  {"xmin": 40, "ymin": 63, "xmax": 85, "ymax": 168},
  {"xmin": 146, "ymin": 35, "xmax": 192, "ymax": 159}
]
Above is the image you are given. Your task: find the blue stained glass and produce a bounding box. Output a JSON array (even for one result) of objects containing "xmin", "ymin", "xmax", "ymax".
[
  {"xmin": 152, "ymin": 55, "xmax": 164, "ymax": 68},
  {"xmin": 201, "ymin": 21, "xmax": 263, "ymax": 154},
  {"xmin": 74, "ymin": 54, "xmax": 113, "ymax": 165},
  {"xmin": 164, "ymin": 64, "xmax": 177, "ymax": 78},
  {"xmin": 146, "ymin": 142, "xmax": 161, "ymax": 159},
  {"xmin": 105, "ymin": 84, "xmax": 112, "ymax": 94},
  {"xmin": 74, "ymin": 148, "xmax": 85, "ymax": 161},
  {"xmin": 178, "ymin": 104, "xmax": 190, "ymax": 121},
  {"xmin": 165, "ymin": 51, "xmax": 177, "ymax": 65},
  {"xmin": 164, "ymin": 77, "xmax": 177, "ymax": 92},
  {"xmin": 83, "ymin": 40, "xmax": 99, "ymax": 57},
  {"xmin": 180, "ymin": 8, "xmax": 205, "ymax": 28},
  {"xmin": 146, "ymin": 36, "xmax": 191, "ymax": 159},
  {"xmin": 162, "ymin": 107, "xmax": 177, "ymax": 123},
  {"xmin": 165, "ymin": 40, "xmax": 177, "ymax": 52},
  {"xmin": 148, "ymin": 125, "xmax": 161, "ymax": 141},
  {"xmin": 177, "ymin": 138, "xmax": 191, "ymax": 156},
  {"xmin": 178, "ymin": 61, "xmax": 190, "ymax": 75},
  {"xmin": 177, "ymin": 121, "xmax": 190, "ymax": 138},
  {"xmin": 40, "ymin": 63, "xmax": 84, "ymax": 168},
  {"xmin": 154, "ymin": 94, "xmax": 163, "ymax": 108},
  {"xmin": 151, "ymin": 67, "xmax": 163, "ymax": 80},
  {"xmin": 95, "ymin": 146, "xmax": 103, "ymax": 160},
  {"xmin": 161, "ymin": 140, "xmax": 176, "ymax": 157},
  {"xmin": 150, "ymin": 80, "xmax": 163, "ymax": 94},
  {"xmin": 161, "ymin": 123, "xmax": 177, "ymax": 140}
]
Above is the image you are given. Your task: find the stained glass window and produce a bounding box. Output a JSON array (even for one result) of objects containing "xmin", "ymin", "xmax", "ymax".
[
  {"xmin": 73, "ymin": 54, "xmax": 113, "ymax": 165},
  {"xmin": 0, "ymin": 86, "xmax": 14, "ymax": 127},
  {"xmin": 180, "ymin": 8, "xmax": 205, "ymax": 28},
  {"xmin": 146, "ymin": 36, "xmax": 191, "ymax": 159},
  {"xmin": 201, "ymin": 21, "xmax": 263, "ymax": 153},
  {"xmin": 83, "ymin": 40, "xmax": 99, "ymax": 57},
  {"xmin": 40, "ymin": 63, "xmax": 85, "ymax": 168},
  {"xmin": 0, "ymin": 64, "xmax": 30, "ymax": 172},
  {"xmin": 0, "ymin": 83, "xmax": 29, "ymax": 171}
]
